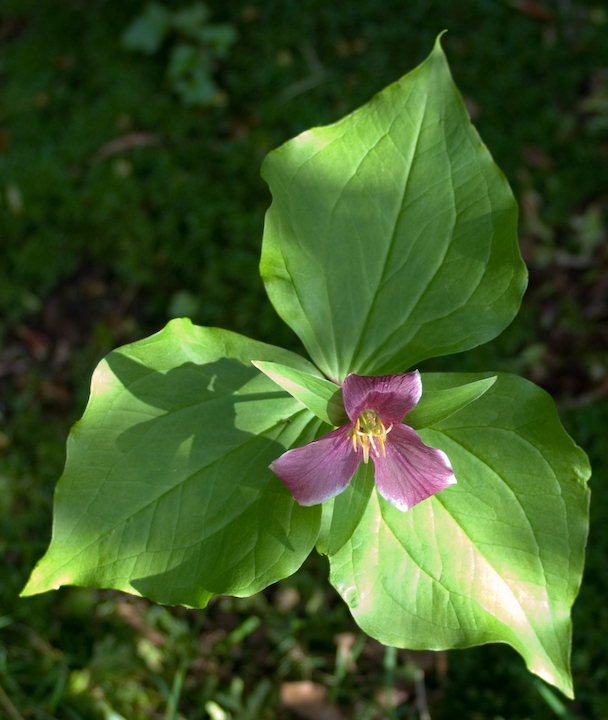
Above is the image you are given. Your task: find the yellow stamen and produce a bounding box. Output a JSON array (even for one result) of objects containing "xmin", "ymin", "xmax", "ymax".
[{"xmin": 351, "ymin": 410, "xmax": 392, "ymax": 464}]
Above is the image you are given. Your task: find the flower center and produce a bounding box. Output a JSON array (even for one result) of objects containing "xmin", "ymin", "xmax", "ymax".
[{"xmin": 351, "ymin": 410, "xmax": 392, "ymax": 463}]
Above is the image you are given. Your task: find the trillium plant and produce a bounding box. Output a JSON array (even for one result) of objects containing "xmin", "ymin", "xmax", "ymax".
[{"xmin": 23, "ymin": 37, "xmax": 590, "ymax": 698}]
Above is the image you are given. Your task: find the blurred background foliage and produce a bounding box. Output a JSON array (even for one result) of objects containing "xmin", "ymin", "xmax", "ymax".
[{"xmin": 0, "ymin": 0, "xmax": 607, "ymax": 718}]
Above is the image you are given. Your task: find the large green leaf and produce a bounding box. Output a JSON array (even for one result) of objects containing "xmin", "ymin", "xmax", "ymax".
[
  {"xmin": 327, "ymin": 373, "xmax": 590, "ymax": 697},
  {"xmin": 260, "ymin": 36, "xmax": 527, "ymax": 383},
  {"xmin": 22, "ymin": 319, "xmax": 322, "ymax": 607}
]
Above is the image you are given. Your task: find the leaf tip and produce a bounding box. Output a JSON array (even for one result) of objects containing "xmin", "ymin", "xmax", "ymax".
[
  {"xmin": 166, "ymin": 316, "xmax": 194, "ymax": 333},
  {"xmin": 435, "ymin": 29, "xmax": 449, "ymax": 45},
  {"xmin": 428, "ymin": 29, "xmax": 448, "ymax": 59},
  {"xmin": 20, "ymin": 568, "xmax": 56, "ymax": 598},
  {"xmin": 428, "ymin": 30, "xmax": 451, "ymax": 69},
  {"xmin": 531, "ymin": 666, "xmax": 575, "ymax": 701}
]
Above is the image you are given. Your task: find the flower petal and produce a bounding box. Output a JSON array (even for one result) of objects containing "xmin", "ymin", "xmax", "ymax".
[
  {"xmin": 270, "ymin": 425, "xmax": 361, "ymax": 506},
  {"xmin": 343, "ymin": 371, "xmax": 422, "ymax": 424},
  {"xmin": 373, "ymin": 424, "xmax": 456, "ymax": 511}
]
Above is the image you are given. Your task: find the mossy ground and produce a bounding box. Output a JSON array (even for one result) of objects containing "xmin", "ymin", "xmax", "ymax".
[{"xmin": 1, "ymin": 1, "xmax": 607, "ymax": 717}]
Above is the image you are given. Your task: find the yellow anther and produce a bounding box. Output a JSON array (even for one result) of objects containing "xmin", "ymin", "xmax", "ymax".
[{"xmin": 351, "ymin": 410, "xmax": 392, "ymax": 463}]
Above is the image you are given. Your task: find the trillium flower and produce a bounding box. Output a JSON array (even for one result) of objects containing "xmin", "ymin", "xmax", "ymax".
[{"xmin": 270, "ymin": 371, "xmax": 456, "ymax": 512}]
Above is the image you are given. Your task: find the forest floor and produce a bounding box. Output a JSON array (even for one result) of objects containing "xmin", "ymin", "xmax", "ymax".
[{"xmin": 1, "ymin": 1, "xmax": 607, "ymax": 718}]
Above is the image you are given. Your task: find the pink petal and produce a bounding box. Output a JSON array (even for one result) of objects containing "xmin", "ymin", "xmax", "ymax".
[
  {"xmin": 270, "ymin": 425, "xmax": 361, "ymax": 506},
  {"xmin": 343, "ymin": 371, "xmax": 423, "ymax": 425},
  {"xmin": 373, "ymin": 424, "xmax": 456, "ymax": 512}
]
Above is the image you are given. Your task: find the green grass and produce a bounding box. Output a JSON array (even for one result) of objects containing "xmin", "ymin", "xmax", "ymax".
[{"xmin": 1, "ymin": 0, "xmax": 607, "ymax": 717}]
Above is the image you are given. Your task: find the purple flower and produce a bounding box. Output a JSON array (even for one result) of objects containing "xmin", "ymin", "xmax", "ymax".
[{"xmin": 270, "ymin": 371, "xmax": 456, "ymax": 512}]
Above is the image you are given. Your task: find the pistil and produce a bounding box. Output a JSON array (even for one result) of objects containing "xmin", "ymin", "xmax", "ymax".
[{"xmin": 352, "ymin": 410, "xmax": 392, "ymax": 463}]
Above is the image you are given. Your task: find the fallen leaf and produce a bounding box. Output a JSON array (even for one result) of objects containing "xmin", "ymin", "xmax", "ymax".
[
  {"xmin": 16, "ymin": 325, "xmax": 50, "ymax": 360},
  {"xmin": 93, "ymin": 132, "xmax": 162, "ymax": 161},
  {"xmin": 523, "ymin": 144, "xmax": 553, "ymax": 169},
  {"xmin": 280, "ymin": 681, "xmax": 347, "ymax": 720},
  {"xmin": 509, "ymin": 0, "xmax": 552, "ymax": 21}
]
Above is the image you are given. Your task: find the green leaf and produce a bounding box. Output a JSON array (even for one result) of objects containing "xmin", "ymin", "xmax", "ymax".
[
  {"xmin": 197, "ymin": 24, "xmax": 238, "ymax": 56},
  {"xmin": 260, "ymin": 35, "xmax": 527, "ymax": 382},
  {"xmin": 171, "ymin": 2, "xmax": 210, "ymax": 35},
  {"xmin": 406, "ymin": 374, "xmax": 497, "ymax": 429},
  {"xmin": 122, "ymin": 3, "xmax": 171, "ymax": 55},
  {"xmin": 252, "ymin": 360, "xmax": 347, "ymax": 426},
  {"xmin": 327, "ymin": 373, "xmax": 590, "ymax": 697},
  {"xmin": 22, "ymin": 319, "xmax": 322, "ymax": 607},
  {"xmin": 167, "ymin": 43, "xmax": 205, "ymax": 80}
]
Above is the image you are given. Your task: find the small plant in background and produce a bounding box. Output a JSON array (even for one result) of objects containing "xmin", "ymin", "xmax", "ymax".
[{"xmin": 122, "ymin": 1, "xmax": 237, "ymax": 107}]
